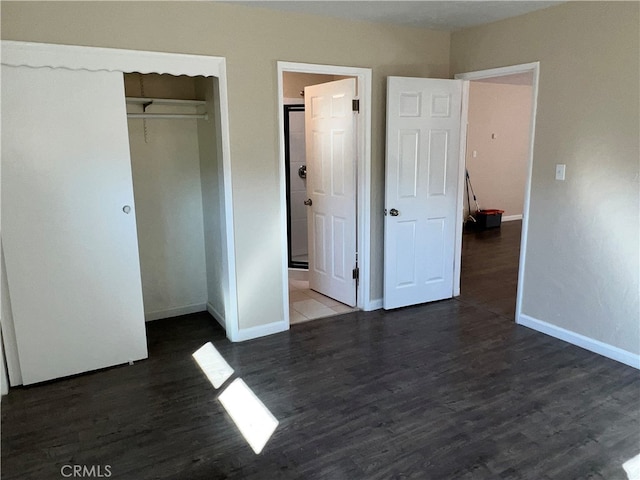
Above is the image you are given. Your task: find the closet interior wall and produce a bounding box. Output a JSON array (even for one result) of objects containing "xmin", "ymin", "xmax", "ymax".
[{"xmin": 124, "ymin": 73, "xmax": 224, "ymax": 323}]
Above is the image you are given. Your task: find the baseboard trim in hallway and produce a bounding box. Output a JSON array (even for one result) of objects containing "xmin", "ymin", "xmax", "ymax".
[{"xmin": 502, "ymin": 214, "xmax": 523, "ymax": 222}]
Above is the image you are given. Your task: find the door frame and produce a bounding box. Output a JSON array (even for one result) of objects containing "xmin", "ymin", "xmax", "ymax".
[
  {"xmin": 277, "ymin": 61, "xmax": 373, "ymax": 319},
  {"xmin": 454, "ymin": 62, "xmax": 540, "ymax": 322},
  {"xmin": 1, "ymin": 41, "xmax": 240, "ymax": 385}
]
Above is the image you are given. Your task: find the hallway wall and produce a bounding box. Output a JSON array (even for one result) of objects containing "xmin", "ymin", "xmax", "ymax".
[{"xmin": 465, "ymin": 79, "xmax": 532, "ymax": 218}]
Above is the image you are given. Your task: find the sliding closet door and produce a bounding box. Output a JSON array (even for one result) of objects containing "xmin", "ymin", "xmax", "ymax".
[{"xmin": 1, "ymin": 65, "xmax": 148, "ymax": 385}]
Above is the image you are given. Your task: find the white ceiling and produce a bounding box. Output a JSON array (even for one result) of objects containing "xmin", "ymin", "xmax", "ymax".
[{"xmin": 232, "ymin": 1, "xmax": 564, "ymax": 31}]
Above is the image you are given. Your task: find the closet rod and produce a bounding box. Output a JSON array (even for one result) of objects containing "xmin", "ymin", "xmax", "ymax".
[{"xmin": 127, "ymin": 113, "xmax": 208, "ymax": 120}]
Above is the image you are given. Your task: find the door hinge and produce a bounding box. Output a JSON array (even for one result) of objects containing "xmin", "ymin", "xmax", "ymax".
[
  {"xmin": 352, "ymin": 99, "xmax": 360, "ymax": 113},
  {"xmin": 352, "ymin": 267, "xmax": 360, "ymax": 281}
]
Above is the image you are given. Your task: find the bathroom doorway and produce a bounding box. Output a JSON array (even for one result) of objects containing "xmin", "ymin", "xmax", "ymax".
[{"xmin": 278, "ymin": 63, "xmax": 374, "ymax": 323}]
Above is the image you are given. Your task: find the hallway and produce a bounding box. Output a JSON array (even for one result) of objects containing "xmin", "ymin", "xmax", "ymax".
[{"xmin": 458, "ymin": 220, "xmax": 522, "ymax": 319}]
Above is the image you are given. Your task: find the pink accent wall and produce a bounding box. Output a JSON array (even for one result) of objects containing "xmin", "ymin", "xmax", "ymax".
[{"xmin": 465, "ymin": 80, "xmax": 533, "ymax": 218}]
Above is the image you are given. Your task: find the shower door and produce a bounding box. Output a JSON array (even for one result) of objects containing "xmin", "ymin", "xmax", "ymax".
[{"xmin": 284, "ymin": 104, "xmax": 309, "ymax": 268}]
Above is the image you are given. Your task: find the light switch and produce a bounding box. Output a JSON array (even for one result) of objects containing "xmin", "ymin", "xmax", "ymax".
[
  {"xmin": 555, "ymin": 164, "xmax": 566, "ymax": 181},
  {"xmin": 472, "ymin": 150, "xmax": 478, "ymax": 158}
]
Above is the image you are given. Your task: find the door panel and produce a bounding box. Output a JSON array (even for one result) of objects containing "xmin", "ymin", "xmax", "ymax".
[
  {"xmin": 396, "ymin": 221, "xmax": 417, "ymax": 286},
  {"xmin": 1, "ymin": 65, "xmax": 148, "ymax": 385},
  {"xmin": 384, "ymin": 77, "xmax": 462, "ymax": 309},
  {"xmin": 305, "ymin": 79, "xmax": 357, "ymax": 307}
]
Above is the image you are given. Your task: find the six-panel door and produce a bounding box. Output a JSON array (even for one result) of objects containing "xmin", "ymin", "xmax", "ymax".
[
  {"xmin": 304, "ymin": 79, "xmax": 357, "ymax": 307},
  {"xmin": 384, "ymin": 77, "xmax": 463, "ymax": 310}
]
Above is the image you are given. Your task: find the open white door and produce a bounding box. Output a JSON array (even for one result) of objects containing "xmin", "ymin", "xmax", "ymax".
[
  {"xmin": 1, "ymin": 65, "xmax": 148, "ymax": 385},
  {"xmin": 304, "ymin": 79, "xmax": 357, "ymax": 307},
  {"xmin": 384, "ymin": 77, "xmax": 463, "ymax": 310}
]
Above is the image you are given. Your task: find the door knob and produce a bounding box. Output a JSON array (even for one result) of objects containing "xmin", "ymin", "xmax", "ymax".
[
  {"xmin": 389, "ymin": 208, "xmax": 399, "ymax": 216},
  {"xmin": 304, "ymin": 199, "xmax": 313, "ymax": 206},
  {"xmin": 122, "ymin": 205, "xmax": 132, "ymax": 214}
]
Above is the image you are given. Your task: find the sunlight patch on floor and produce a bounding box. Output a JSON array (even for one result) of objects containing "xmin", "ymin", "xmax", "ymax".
[
  {"xmin": 623, "ymin": 453, "xmax": 640, "ymax": 480},
  {"xmin": 218, "ymin": 378, "xmax": 279, "ymax": 454},
  {"xmin": 192, "ymin": 342, "xmax": 234, "ymax": 389},
  {"xmin": 192, "ymin": 343, "xmax": 279, "ymax": 454}
]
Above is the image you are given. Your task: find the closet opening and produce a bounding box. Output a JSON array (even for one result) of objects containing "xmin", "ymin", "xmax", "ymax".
[{"xmin": 124, "ymin": 73, "xmax": 227, "ymax": 326}]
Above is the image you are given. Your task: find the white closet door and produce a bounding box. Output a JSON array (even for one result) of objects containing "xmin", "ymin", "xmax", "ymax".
[{"xmin": 1, "ymin": 65, "xmax": 148, "ymax": 385}]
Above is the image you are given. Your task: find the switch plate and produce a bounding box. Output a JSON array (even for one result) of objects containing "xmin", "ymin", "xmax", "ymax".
[
  {"xmin": 472, "ymin": 150, "xmax": 477, "ymax": 158},
  {"xmin": 555, "ymin": 164, "xmax": 566, "ymax": 181}
]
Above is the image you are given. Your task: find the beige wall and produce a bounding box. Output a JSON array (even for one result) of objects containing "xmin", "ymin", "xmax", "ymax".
[
  {"xmin": 1, "ymin": 2, "xmax": 449, "ymax": 329},
  {"xmin": 466, "ymin": 81, "xmax": 532, "ymax": 218},
  {"xmin": 452, "ymin": 2, "xmax": 640, "ymax": 354},
  {"xmin": 282, "ymin": 72, "xmax": 335, "ymax": 100},
  {"xmin": 196, "ymin": 77, "xmax": 228, "ymax": 322}
]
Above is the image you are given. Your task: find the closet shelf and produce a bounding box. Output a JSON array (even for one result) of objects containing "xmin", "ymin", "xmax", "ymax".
[
  {"xmin": 125, "ymin": 97, "xmax": 206, "ymax": 107},
  {"xmin": 125, "ymin": 97, "xmax": 207, "ymax": 120}
]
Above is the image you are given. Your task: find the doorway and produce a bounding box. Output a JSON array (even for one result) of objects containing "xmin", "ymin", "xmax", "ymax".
[
  {"xmin": 454, "ymin": 63, "xmax": 540, "ymax": 321},
  {"xmin": 282, "ymin": 73, "xmax": 358, "ymax": 321},
  {"xmin": 277, "ymin": 62, "xmax": 374, "ymax": 325}
]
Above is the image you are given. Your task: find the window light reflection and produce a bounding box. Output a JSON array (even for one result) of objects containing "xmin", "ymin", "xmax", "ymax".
[
  {"xmin": 192, "ymin": 342, "xmax": 234, "ymax": 389},
  {"xmin": 218, "ymin": 378, "xmax": 279, "ymax": 454},
  {"xmin": 623, "ymin": 453, "xmax": 640, "ymax": 480}
]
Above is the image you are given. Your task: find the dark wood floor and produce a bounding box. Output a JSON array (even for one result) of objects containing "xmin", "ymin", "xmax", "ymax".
[
  {"xmin": 459, "ymin": 220, "xmax": 523, "ymax": 320},
  {"xmin": 3, "ymin": 221, "xmax": 639, "ymax": 479}
]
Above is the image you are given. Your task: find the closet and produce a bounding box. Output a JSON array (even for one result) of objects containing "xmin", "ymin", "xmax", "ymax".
[
  {"xmin": 1, "ymin": 42, "xmax": 232, "ymax": 386},
  {"xmin": 124, "ymin": 73, "xmax": 219, "ymax": 323}
]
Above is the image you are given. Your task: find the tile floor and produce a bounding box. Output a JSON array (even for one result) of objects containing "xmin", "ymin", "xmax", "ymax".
[{"xmin": 289, "ymin": 278, "xmax": 356, "ymax": 324}]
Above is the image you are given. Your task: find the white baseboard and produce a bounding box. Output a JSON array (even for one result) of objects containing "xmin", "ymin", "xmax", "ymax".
[
  {"xmin": 518, "ymin": 313, "xmax": 640, "ymax": 369},
  {"xmin": 365, "ymin": 298, "xmax": 383, "ymax": 311},
  {"xmin": 502, "ymin": 214, "xmax": 523, "ymax": 222},
  {"xmin": 145, "ymin": 303, "xmax": 207, "ymax": 322},
  {"xmin": 207, "ymin": 302, "xmax": 226, "ymax": 329},
  {"xmin": 235, "ymin": 320, "xmax": 289, "ymax": 342}
]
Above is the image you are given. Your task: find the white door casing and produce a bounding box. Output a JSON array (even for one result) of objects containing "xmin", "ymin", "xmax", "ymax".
[
  {"xmin": 384, "ymin": 77, "xmax": 463, "ymax": 310},
  {"xmin": 304, "ymin": 79, "xmax": 357, "ymax": 307},
  {"xmin": 1, "ymin": 65, "xmax": 148, "ymax": 384}
]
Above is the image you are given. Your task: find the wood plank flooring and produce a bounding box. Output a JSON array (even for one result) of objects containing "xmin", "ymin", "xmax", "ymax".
[
  {"xmin": 458, "ymin": 220, "xmax": 522, "ymax": 320},
  {"xmin": 3, "ymin": 221, "xmax": 639, "ymax": 479}
]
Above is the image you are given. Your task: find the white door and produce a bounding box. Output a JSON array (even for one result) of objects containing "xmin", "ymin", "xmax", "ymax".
[
  {"xmin": 384, "ymin": 77, "xmax": 463, "ymax": 309},
  {"xmin": 304, "ymin": 79, "xmax": 357, "ymax": 307},
  {"xmin": 1, "ymin": 65, "xmax": 148, "ymax": 385}
]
